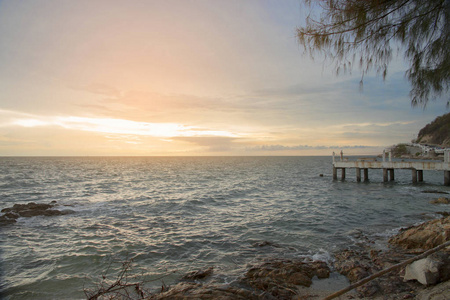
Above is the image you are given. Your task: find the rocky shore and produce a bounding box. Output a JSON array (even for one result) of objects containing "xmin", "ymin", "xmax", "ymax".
[
  {"xmin": 2, "ymin": 202, "xmax": 449, "ymax": 299},
  {"xmin": 146, "ymin": 215, "xmax": 450, "ymax": 300},
  {"xmin": 83, "ymin": 214, "xmax": 450, "ymax": 300},
  {"xmin": 332, "ymin": 215, "xmax": 449, "ymax": 299}
]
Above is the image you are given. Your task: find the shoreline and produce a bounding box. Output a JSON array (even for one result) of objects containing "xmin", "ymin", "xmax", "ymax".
[
  {"xmin": 1, "ymin": 193, "xmax": 448, "ymax": 299},
  {"xmin": 83, "ymin": 213, "xmax": 449, "ymax": 299}
]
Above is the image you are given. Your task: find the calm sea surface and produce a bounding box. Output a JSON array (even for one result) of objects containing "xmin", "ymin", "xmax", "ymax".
[{"xmin": 0, "ymin": 156, "xmax": 448, "ymax": 299}]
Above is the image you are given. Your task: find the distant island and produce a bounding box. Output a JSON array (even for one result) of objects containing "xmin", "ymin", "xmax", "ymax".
[{"xmin": 389, "ymin": 113, "xmax": 450, "ymax": 159}]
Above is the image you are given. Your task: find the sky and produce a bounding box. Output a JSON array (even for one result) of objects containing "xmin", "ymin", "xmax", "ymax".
[{"xmin": 0, "ymin": 0, "xmax": 447, "ymax": 156}]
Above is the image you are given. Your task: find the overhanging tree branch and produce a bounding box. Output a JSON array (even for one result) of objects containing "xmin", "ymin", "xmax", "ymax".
[{"xmin": 297, "ymin": 0, "xmax": 450, "ymax": 107}]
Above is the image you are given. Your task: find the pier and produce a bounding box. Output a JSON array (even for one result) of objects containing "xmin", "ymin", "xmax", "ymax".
[{"xmin": 332, "ymin": 150, "xmax": 450, "ymax": 185}]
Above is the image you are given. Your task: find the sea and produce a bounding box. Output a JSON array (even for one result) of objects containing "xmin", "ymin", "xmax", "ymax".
[{"xmin": 0, "ymin": 156, "xmax": 448, "ymax": 299}]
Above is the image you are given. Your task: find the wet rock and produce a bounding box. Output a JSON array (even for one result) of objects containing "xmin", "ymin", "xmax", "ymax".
[
  {"xmin": 242, "ymin": 258, "xmax": 330, "ymax": 298},
  {"xmin": 422, "ymin": 190, "xmax": 449, "ymax": 194},
  {"xmin": 0, "ymin": 201, "xmax": 74, "ymax": 225},
  {"xmin": 430, "ymin": 197, "xmax": 450, "ymax": 204},
  {"xmin": 436, "ymin": 212, "xmax": 449, "ymax": 217},
  {"xmin": 181, "ymin": 267, "xmax": 214, "ymax": 281},
  {"xmin": 389, "ymin": 216, "xmax": 450, "ymax": 251},
  {"xmin": 333, "ymin": 249, "xmax": 381, "ymax": 296},
  {"xmin": 251, "ymin": 241, "xmax": 281, "ymax": 248},
  {"xmin": 0, "ymin": 213, "xmax": 18, "ymax": 224},
  {"xmin": 153, "ymin": 282, "xmax": 262, "ymax": 300}
]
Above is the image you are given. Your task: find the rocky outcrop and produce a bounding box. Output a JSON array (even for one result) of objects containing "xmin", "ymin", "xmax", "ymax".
[
  {"xmin": 156, "ymin": 259, "xmax": 331, "ymax": 300},
  {"xmin": 415, "ymin": 113, "xmax": 450, "ymax": 147},
  {"xmin": 430, "ymin": 197, "xmax": 450, "ymax": 204},
  {"xmin": 333, "ymin": 249, "xmax": 379, "ymax": 296},
  {"xmin": 331, "ymin": 216, "xmax": 450, "ymax": 298},
  {"xmin": 242, "ymin": 258, "xmax": 330, "ymax": 299},
  {"xmin": 0, "ymin": 201, "xmax": 73, "ymax": 225},
  {"xmin": 332, "ymin": 248, "xmax": 417, "ymax": 297},
  {"xmin": 389, "ymin": 216, "xmax": 450, "ymax": 252}
]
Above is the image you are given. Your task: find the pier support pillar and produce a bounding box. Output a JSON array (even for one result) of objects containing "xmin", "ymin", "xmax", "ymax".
[
  {"xmin": 444, "ymin": 171, "xmax": 450, "ymax": 186},
  {"xmin": 418, "ymin": 170, "xmax": 423, "ymax": 182},
  {"xmin": 363, "ymin": 168, "xmax": 369, "ymax": 182},
  {"xmin": 341, "ymin": 168, "xmax": 346, "ymax": 180},
  {"xmin": 383, "ymin": 168, "xmax": 388, "ymax": 182},
  {"xmin": 333, "ymin": 167, "xmax": 337, "ymax": 180},
  {"xmin": 412, "ymin": 169, "xmax": 417, "ymax": 184},
  {"xmin": 356, "ymin": 168, "xmax": 361, "ymax": 182},
  {"xmin": 389, "ymin": 169, "xmax": 395, "ymax": 181}
]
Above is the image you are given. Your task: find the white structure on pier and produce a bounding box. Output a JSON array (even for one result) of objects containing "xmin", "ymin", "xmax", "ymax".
[{"xmin": 332, "ymin": 151, "xmax": 450, "ymax": 185}]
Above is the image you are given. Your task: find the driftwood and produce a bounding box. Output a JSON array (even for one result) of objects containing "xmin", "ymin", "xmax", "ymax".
[{"xmin": 323, "ymin": 240, "xmax": 450, "ymax": 300}]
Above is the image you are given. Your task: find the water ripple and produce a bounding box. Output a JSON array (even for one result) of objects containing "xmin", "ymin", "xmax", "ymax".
[{"xmin": 0, "ymin": 156, "xmax": 447, "ymax": 299}]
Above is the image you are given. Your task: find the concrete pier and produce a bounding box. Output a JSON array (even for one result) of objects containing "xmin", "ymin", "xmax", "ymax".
[{"xmin": 332, "ymin": 151, "xmax": 450, "ymax": 186}]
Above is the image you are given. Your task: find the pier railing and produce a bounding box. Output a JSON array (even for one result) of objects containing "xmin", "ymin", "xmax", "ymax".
[{"xmin": 332, "ymin": 150, "xmax": 450, "ymax": 185}]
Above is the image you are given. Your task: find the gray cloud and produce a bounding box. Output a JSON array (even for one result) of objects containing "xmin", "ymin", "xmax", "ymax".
[{"xmin": 246, "ymin": 144, "xmax": 376, "ymax": 152}]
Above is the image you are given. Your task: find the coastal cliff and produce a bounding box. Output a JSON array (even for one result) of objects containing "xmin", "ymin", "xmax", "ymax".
[
  {"xmin": 415, "ymin": 113, "xmax": 450, "ymax": 147},
  {"xmin": 390, "ymin": 112, "xmax": 450, "ymax": 158}
]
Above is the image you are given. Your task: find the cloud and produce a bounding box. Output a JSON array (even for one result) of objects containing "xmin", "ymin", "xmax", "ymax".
[
  {"xmin": 0, "ymin": 1, "xmax": 446, "ymax": 156},
  {"xmin": 173, "ymin": 136, "xmax": 239, "ymax": 152},
  {"xmin": 5, "ymin": 111, "xmax": 238, "ymax": 138},
  {"xmin": 246, "ymin": 144, "xmax": 376, "ymax": 152}
]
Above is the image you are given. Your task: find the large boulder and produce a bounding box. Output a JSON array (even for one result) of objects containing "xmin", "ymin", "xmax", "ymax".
[
  {"xmin": 404, "ymin": 252, "xmax": 450, "ymax": 286},
  {"xmin": 389, "ymin": 216, "xmax": 450, "ymax": 251},
  {"xmin": 405, "ymin": 258, "xmax": 442, "ymax": 285}
]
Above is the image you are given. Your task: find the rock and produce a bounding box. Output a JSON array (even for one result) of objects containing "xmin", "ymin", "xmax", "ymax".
[
  {"xmin": 0, "ymin": 201, "xmax": 74, "ymax": 225},
  {"xmin": 404, "ymin": 251, "xmax": 450, "ymax": 286},
  {"xmin": 415, "ymin": 280, "xmax": 450, "ymax": 300},
  {"xmin": 333, "ymin": 249, "xmax": 381, "ymax": 296},
  {"xmin": 430, "ymin": 197, "xmax": 450, "ymax": 204},
  {"xmin": 334, "ymin": 250, "xmax": 371, "ymax": 281},
  {"xmin": 436, "ymin": 212, "xmax": 449, "ymax": 217},
  {"xmin": 422, "ymin": 190, "xmax": 449, "ymax": 194},
  {"xmin": 0, "ymin": 214, "xmax": 17, "ymax": 225},
  {"xmin": 242, "ymin": 258, "xmax": 330, "ymax": 298},
  {"xmin": 404, "ymin": 257, "xmax": 443, "ymax": 285},
  {"xmin": 389, "ymin": 216, "xmax": 450, "ymax": 251},
  {"xmin": 251, "ymin": 241, "xmax": 281, "ymax": 248},
  {"xmin": 181, "ymin": 267, "xmax": 214, "ymax": 281}
]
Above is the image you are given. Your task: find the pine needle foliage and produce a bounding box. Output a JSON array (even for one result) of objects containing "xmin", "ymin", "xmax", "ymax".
[{"xmin": 297, "ymin": 0, "xmax": 450, "ymax": 107}]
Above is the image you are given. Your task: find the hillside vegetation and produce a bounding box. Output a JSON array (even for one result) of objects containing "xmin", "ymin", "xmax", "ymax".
[{"xmin": 416, "ymin": 113, "xmax": 450, "ymax": 147}]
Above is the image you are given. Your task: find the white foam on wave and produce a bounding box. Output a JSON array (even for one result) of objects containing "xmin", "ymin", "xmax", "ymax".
[
  {"xmin": 311, "ymin": 248, "xmax": 333, "ymax": 263},
  {"xmin": 297, "ymin": 248, "xmax": 334, "ymax": 265}
]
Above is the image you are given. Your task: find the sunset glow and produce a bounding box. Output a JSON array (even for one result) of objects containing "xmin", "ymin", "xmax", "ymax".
[
  {"xmin": 0, "ymin": 0, "xmax": 445, "ymax": 156},
  {"xmin": 11, "ymin": 116, "xmax": 237, "ymax": 138}
]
